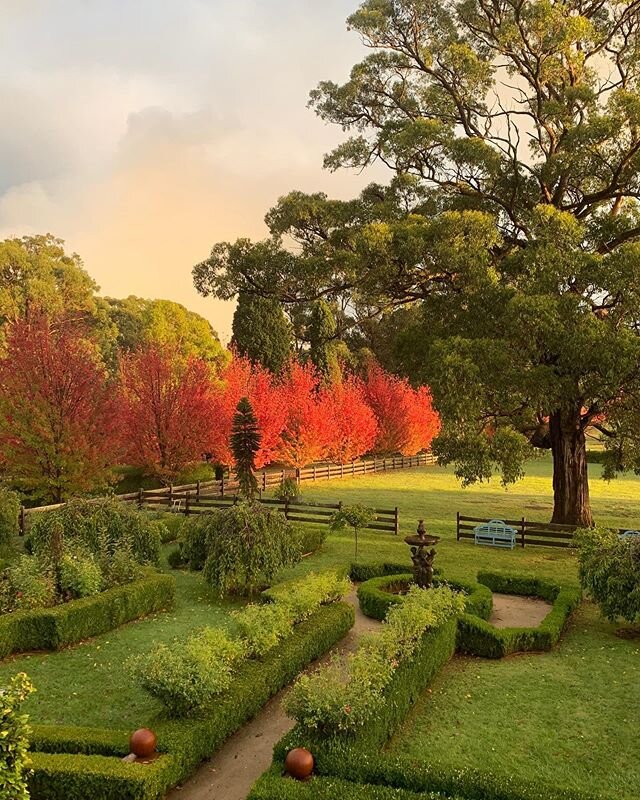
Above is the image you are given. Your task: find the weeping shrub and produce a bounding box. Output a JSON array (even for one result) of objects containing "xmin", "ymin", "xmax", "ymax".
[{"xmin": 197, "ymin": 503, "xmax": 303, "ymax": 596}]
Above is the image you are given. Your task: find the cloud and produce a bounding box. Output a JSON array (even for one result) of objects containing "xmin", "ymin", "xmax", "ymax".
[{"xmin": 0, "ymin": 0, "xmax": 374, "ymax": 341}]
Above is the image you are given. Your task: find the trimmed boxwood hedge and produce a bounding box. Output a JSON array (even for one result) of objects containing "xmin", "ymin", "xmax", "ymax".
[
  {"xmin": 248, "ymin": 767, "xmax": 455, "ymax": 800},
  {"xmin": 357, "ymin": 574, "xmax": 492, "ymax": 623},
  {"xmin": 0, "ymin": 571, "xmax": 176, "ymax": 660},
  {"xmin": 28, "ymin": 601, "xmax": 355, "ymax": 800}
]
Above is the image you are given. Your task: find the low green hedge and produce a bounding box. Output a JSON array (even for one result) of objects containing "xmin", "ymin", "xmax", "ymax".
[
  {"xmin": 29, "ymin": 752, "xmax": 175, "ymax": 800},
  {"xmin": 0, "ymin": 571, "xmax": 176, "ymax": 660},
  {"xmin": 28, "ymin": 601, "xmax": 355, "ymax": 800},
  {"xmin": 349, "ymin": 562, "xmax": 416, "ymax": 582},
  {"xmin": 457, "ymin": 584, "xmax": 581, "ymax": 659},
  {"xmin": 249, "ymin": 767, "xmax": 454, "ymax": 800},
  {"xmin": 357, "ymin": 574, "xmax": 492, "ymax": 622},
  {"xmin": 31, "ymin": 726, "xmax": 129, "ymax": 757}
]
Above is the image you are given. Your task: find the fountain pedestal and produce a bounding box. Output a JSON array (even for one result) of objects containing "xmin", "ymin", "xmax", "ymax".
[{"xmin": 404, "ymin": 520, "xmax": 440, "ymax": 588}]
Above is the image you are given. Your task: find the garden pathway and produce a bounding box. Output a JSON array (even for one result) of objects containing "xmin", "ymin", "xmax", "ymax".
[
  {"xmin": 165, "ymin": 590, "xmax": 381, "ymax": 800},
  {"xmin": 489, "ymin": 593, "xmax": 552, "ymax": 628}
]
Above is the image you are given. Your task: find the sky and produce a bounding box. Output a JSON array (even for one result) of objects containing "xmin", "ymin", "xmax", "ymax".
[{"xmin": 0, "ymin": 1, "xmax": 376, "ymax": 342}]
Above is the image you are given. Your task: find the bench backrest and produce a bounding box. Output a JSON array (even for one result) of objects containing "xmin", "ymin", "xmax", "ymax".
[{"xmin": 487, "ymin": 519, "xmax": 508, "ymax": 534}]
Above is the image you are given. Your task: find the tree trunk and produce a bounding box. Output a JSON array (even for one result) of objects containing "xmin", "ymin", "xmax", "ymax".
[{"xmin": 549, "ymin": 406, "xmax": 593, "ymax": 527}]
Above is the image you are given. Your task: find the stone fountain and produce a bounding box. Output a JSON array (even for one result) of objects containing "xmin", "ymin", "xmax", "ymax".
[{"xmin": 404, "ymin": 520, "xmax": 440, "ymax": 588}]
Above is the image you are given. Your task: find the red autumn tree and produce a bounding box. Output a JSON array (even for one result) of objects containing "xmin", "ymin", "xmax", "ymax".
[
  {"xmin": 210, "ymin": 355, "xmax": 287, "ymax": 469},
  {"xmin": 325, "ymin": 374, "xmax": 378, "ymax": 463},
  {"xmin": 0, "ymin": 314, "xmax": 119, "ymax": 502},
  {"xmin": 277, "ymin": 361, "xmax": 332, "ymax": 469},
  {"xmin": 119, "ymin": 345, "xmax": 217, "ymax": 481},
  {"xmin": 365, "ymin": 365, "xmax": 440, "ymax": 456}
]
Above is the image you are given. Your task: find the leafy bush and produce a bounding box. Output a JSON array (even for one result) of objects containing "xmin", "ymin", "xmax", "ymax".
[
  {"xmin": 167, "ymin": 546, "xmax": 185, "ymax": 569},
  {"xmin": 576, "ymin": 527, "xmax": 639, "ymax": 622},
  {"xmin": 232, "ymin": 603, "xmax": 293, "ymax": 657},
  {"xmin": 57, "ymin": 549, "xmax": 102, "ymax": 599},
  {"xmin": 264, "ymin": 572, "xmax": 352, "ymax": 621},
  {"xmin": 5, "ymin": 556, "xmax": 56, "ymax": 611},
  {"xmin": 180, "ymin": 517, "xmax": 209, "ymax": 570},
  {"xmin": 0, "ymin": 488, "xmax": 20, "ymax": 546},
  {"xmin": 0, "ymin": 672, "xmax": 35, "ymax": 800},
  {"xmin": 130, "ymin": 627, "xmax": 246, "ymax": 716},
  {"xmin": 275, "ymin": 477, "xmax": 300, "ymax": 502},
  {"xmin": 201, "ymin": 503, "xmax": 303, "ymax": 596},
  {"xmin": 285, "ymin": 585, "xmax": 464, "ymax": 735},
  {"xmin": 27, "ymin": 498, "xmax": 161, "ymax": 569}
]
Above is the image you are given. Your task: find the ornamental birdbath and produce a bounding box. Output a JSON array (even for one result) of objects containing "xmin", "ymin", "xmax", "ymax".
[{"xmin": 404, "ymin": 520, "xmax": 440, "ymax": 588}]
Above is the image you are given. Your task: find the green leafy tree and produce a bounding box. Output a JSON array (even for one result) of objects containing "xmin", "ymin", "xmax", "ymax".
[
  {"xmin": 307, "ymin": 299, "xmax": 340, "ymax": 380},
  {"xmin": 192, "ymin": 0, "xmax": 640, "ymax": 526},
  {"xmin": 231, "ymin": 397, "xmax": 261, "ymax": 499},
  {"xmin": 331, "ymin": 504, "xmax": 376, "ymax": 559},
  {"xmin": 227, "ymin": 291, "xmax": 292, "ymax": 373},
  {"xmin": 105, "ymin": 296, "xmax": 227, "ymax": 366},
  {"xmin": 0, "ymin": 672, "xmax": 35, "ymax": 800}
]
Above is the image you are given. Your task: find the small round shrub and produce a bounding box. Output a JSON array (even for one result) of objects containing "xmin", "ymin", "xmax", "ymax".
[
  {"xmin": 58, "ymin": 549, "xmax": 102, "ymax": 599},
  {"xmin": 232, "ymin": 603, "xmax": 293, "ymax": 657},
  {"xmin": 275, "ymin": 477, "xmax": 300, "ymax": 502},
  {"xmin": 0, "ymin": 488, "xmax": 20, "ymax": 545},
  {"xmin": 201, "ymin": 502, "xmax": 303, "ymax": 596},
  {"xmin": 576, "ymin": 526, "xmax": 640, "ymax": 623},
  {"xmin": 131, "ymin": 627, "xmax": 246, "ymax": 716},
  {"xmin": 167, "ymin": 547, "xmax": 185, "ymax": 570}
]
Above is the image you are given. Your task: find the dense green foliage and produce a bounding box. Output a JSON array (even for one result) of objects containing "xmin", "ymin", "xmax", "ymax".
[
  {"xmin": 0, "ymin": 572, "xmax": 175, "ymax": 659},
  {"xmin": 285, "ymin": 585, "xmax": 464, "ymax": 734},
  {"xmin": 27, "ymin": 498, "xmax": 163, "ymax": 571},
  {"xmin": 0, "ymin": 673, "xmax": 35, "ymax": 800},
  {"xmin": 231, "ymin": 397, "xmax": 261, "ymax": 499},
  {"xmin": 307, "ymin": 299, "xmax": 339, "ymax": 380},
  {"xmin": 194, "ymin": 0, "xmax": 640, "ymax": 528},
  {"xmin": 230, "ymin": 292, "xmax": 292, "ymax": 373},
  {"xmin": 576, "ymin": 527, "xmax": 640, "ymax": 622},
  {"xmin": 200, "ymin": 503, "xmax": 303, "ymax": 595},
  {"xmin": 0, "ymin": 488, "xmax": 19, "ymax": 545}
]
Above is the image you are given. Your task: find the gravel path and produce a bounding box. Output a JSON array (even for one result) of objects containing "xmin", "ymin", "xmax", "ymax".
[{"xmin": 165, "ymin": 590, "xmax": 381, "ymax": 800}]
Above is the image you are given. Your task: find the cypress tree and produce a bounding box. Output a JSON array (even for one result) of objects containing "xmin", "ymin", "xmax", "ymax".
[
  {"xmin": 231, "ymin": 396, "xmax": 261, "ymax": 500},
  {"xmin": 307, "ymin": 299, "xmax": 339, "ymax": 380},
  {"xmin": 231, "ymin": 292, "xmax": 292, "ymax": 373}
]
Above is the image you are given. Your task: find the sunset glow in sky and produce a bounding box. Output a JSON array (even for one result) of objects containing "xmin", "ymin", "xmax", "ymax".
[{"xmin": 1, "ymin": 1, "xmax": 373, "ymax": 341}]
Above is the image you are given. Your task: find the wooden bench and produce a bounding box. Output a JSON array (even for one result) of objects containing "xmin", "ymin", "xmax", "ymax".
[
  {"xmin": 473, "ymin": 519, "xmax": 517, "ymax": 549},
  {"xmin": 619, "ymin": 530, "xmax": 640, "ymax": 539}
]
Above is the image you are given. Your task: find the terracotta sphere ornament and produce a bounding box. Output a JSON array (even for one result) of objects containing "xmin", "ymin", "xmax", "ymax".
[
  {"xmin": 129, "ymin": 728, "xmax": 158, "ymax": 759},
  {"xmin": 284, "ymin": 747, "xmax": 314, "ymax": 780}
]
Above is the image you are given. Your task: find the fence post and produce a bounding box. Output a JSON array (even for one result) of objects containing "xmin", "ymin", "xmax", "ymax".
[
  {"xmin": 456, "ymin": 511, "xmax": 460, "ymax": 541},
  {"xmin": 281, "ymin": 469, "xmax": 285, "ymax": 487},
  {"xmin": 340, "ymin": 463, "xmax": 344, "ymax": 479},
  {"xmin": 327, "ymin": 464, "xmax": 330, "ymax": 480},
  {"xmin": 169, "ymin": 484, "xmax": 173, "ymax": 503},
  {"xmin": 137, "ymin": 488, "xmax": 144, "ymax": 509},
  {"xmin": 394, "ymin": 507, "xmax": 399, "ymax": 536},
  {"xmin": 284, "ymin": 498, "xmax": 290, "ymax": 521},
  {"xmin": 263, "ymin": 471, "xmax": 267, "ymax": 492},
  {"xmin": 196, "ymin": 480, "xmax": 201, "ymax": 501},
  {"xmin": 221, "ymin": 475, "xmax": 225, "ymax": 497},
  {"xmin": 352, "ymin": 461, "xmax": 355, "ymax": 476},
  {"xmin": 373, "ymin": 459, "xmax": 377, "ymax": 473},
  {"xmin": 383, "ymin": 458, "xmax": 387, "ymax": 472},
  {"xmin": 312, "ymin": 465, "xmax": 316, "ymax": 481},
  {"xmin": 185, "ymin": 491, "xmax": 191, "ymax": 516},
  {"xmin": 521, "ymin": 517, "xmax": 526, "ymax": 548},
  {"xmin": 19, "ymin": 506, "xmax": 25, "ymax": 536}
]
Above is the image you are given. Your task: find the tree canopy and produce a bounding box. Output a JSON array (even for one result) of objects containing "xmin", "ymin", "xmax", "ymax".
[
  {"xmin": 192, "ymin": 0, "xmax": 640, "ymax": 526},
  {"xmin": 228, "ymin": 291, "xmax": 293, "ymax": 373}
]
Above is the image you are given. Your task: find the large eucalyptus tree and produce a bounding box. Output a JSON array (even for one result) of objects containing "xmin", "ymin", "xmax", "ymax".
[{"xmin": 194, "ymin": 0, "xmax": 640, "ymax": 526}]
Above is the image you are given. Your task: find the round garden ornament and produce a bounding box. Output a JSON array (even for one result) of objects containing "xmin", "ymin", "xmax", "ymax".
[
  {"xmin": 129, "ymin": 728, "xmax": 157, "ymax": 759},
  {"xmin": 285, "ymin": 747, "xmax": 314, "ymax": 780}
]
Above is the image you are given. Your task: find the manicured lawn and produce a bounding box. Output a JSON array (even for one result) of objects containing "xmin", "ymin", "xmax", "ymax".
[
  {"xmin": 388, "ymin": 601, "xmax": 640, "ymax": 799},
  {"xmin": 0, "ymin": 569, "xmax": 244, "ymax": 729}
]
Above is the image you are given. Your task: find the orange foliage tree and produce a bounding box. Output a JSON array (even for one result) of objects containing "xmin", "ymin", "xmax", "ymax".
[
  {"xmin": 326, "ymin": 374, "xmax": 378, "ymax": 463},
  {"xmin": 0, "ymin": 315, "xmax": 119, "ymax": 502},
  {"xmin": 119, "ymin": 345, "xmax": 217, "ymax": 481}
]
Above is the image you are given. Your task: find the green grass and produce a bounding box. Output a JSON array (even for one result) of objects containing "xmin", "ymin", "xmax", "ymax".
[
  {"xmin": 388, "ymin": 602, "xmax": 640, "ymax": 799},
  {"xmin": 0, "ymin": 568, "xmax": 244, "ymax": 729}
]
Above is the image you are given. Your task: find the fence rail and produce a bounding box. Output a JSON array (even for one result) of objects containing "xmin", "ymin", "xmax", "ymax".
[
  {"xmin": 456, "ymin": 513, "xmax": 632, "ymax": 549},
  {"xmin": 19, "ymin": 452, "xmax": 435, "ymax": 533},
  {"xmin": 138, "ymin": 493, "xmax": 399, "ymax": 534}
]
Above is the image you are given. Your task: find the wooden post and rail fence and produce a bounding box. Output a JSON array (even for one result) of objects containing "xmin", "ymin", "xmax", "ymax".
[
  {"xmin": 456, "ymin": 513, "xmax": 634, "ymax": 549},
  {"xmin": 19, "ymin": 452, "xmax": 435, "ymax": 534}
]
